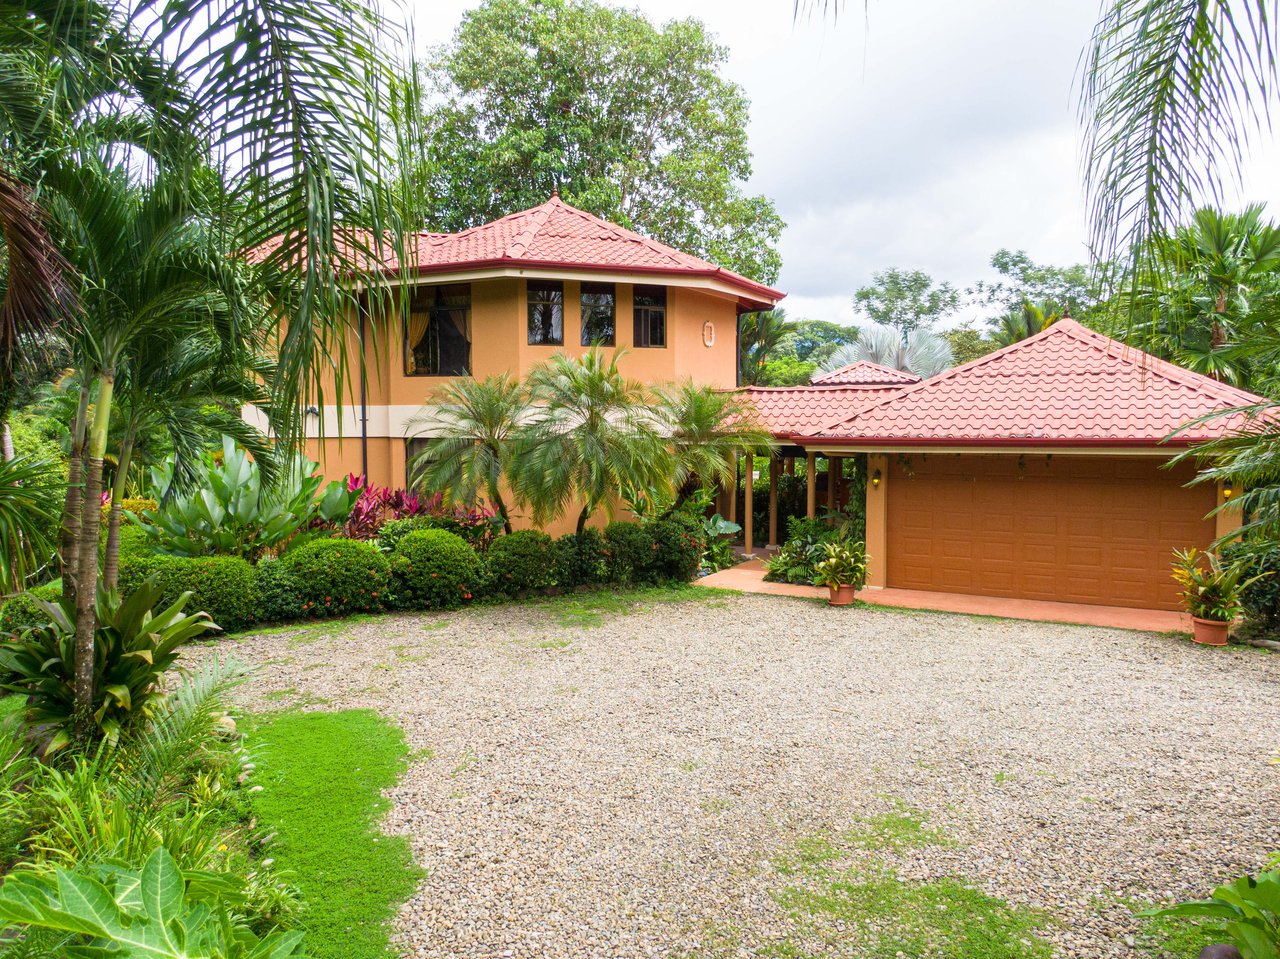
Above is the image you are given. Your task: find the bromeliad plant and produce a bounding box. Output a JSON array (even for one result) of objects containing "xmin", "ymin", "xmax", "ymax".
[
  {"xmin": 132, "ymin": 438, "xmax": 358, "ymax": 561},
  {"xmin": 0, "ymin": 576, "xmax": 215, "ymax": 755},
  {"xmin": 1171, "ymin": 547, "xmax": 1269, "ymax": 622}
]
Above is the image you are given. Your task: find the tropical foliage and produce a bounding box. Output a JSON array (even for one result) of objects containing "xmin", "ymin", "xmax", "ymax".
[{"xmin": 1171, "ymin": 547, "xmax": 1267, "ymax": 623}]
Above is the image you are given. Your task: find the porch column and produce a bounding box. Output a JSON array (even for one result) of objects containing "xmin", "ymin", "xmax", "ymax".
[
  {"xmin": 1216, "ymin": 480, "xmax": 1244, "ymax": 542},
  {"xmin": 768, "ymin": 456, "xmax": 780, "ymax": 549},
  {"xmin": 827, "ymin": 455, "xmax": 839, "ymax": 512},
  {"xmin": 727, "ymin": 458, "xmax": 737, "ymax": 526},
  {"xmin": 806, "ymin": 451, "xmax": 817, "ymax": 518},
  {"xmin": 866, "ymin": 453, "xmax": 889, "ymax": 588},
  {"xmin": 743, "ymin": 453, "xmax": 754, "ymax": 553},
  {"xmin": 785, "ymin": 456, "xmax": 795, "ymax": 477}
]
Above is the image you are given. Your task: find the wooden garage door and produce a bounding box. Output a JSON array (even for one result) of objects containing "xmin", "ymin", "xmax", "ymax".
[{"xmin": 886, "ymin": 454, "xmax": 1216, "ymax": 610}]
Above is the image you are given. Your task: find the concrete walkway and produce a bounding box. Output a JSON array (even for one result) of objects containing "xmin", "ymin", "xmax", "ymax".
[{"xmin": 696, "ymin": 558, "xmax": 1190, "ymax": 633}]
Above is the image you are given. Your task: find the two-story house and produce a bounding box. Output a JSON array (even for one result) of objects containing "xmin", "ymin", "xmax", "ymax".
[{"xmin": 269, "ymin": 194, "xmax": 784, "ymax": 524}]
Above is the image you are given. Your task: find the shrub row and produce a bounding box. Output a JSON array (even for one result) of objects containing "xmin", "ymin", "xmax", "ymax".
[{"xmin": 5, "ymin": 515, "xmax": 706, "ymax": 638}]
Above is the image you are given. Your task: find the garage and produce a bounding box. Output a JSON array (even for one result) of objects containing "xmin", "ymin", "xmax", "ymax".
[
  {"xmin": 885, "ymin": 453, "xmax": 1215, "ymax": 609},
  {"xmin": 800, "ymin": 319, "xmax": 1261, "ymax": 612}
]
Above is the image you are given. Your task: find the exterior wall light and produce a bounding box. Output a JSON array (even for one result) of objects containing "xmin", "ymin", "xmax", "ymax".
[
  {"xmin": 871, "ymin": 468, "xmax": 882, "ymax": 489},
  {"xmin": 304, "ymin": 405, "xmax": 320, "ymax": 417},
  {"xmin": 1223, "ymin": 479, "xmax": 1235, "ymax": 500}
]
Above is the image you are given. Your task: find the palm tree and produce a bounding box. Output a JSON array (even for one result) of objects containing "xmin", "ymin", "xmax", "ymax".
[
  {"xmin": 406, "ymin": 374, "xmax": 531, "ymax": 535},
  {"xmin": 738, "ymin": 309, "xmax": 792, "ymax": 385},
  {"xmin": 654, "ymin": 381, "xmax": 775, "ymax": 509},
  {"xmin": 517, "ymin": 349, "xmax": 673, "ymax": 534},
  {"xmin": 822, "ymin": 325, "xmax": 954, "ymax": 379},
  {"xmin": 0, "ymin": 454, "xmax": 64, "ymax": 593},
  {"xmin": 45, "ymin": 162, "xmax": 253, "ymax": 723},
  {"xmin": 989, "ymin": 300, "xmax": 1063, "ymax": 348}
]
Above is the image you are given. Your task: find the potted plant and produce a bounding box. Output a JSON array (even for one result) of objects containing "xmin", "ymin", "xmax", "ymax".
[
  {"xmin": 813, "ymin": 540, "xmax": 868, "ymax": 607},
  {"xmin": 1171, "ymin": 548, "xmax": 1268, "ymax": 646}
]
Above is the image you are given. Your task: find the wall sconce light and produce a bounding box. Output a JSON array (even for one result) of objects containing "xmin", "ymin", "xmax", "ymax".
[
  {"xmin": 1223, "ymin": 479, "xmax": 1235, "ymax": 500},
  {"xmin": 304, "ymin": 405, "xmax": 320, "ymax": 418},
  {"xmin": 871, "ymin": 469, "xmax": 882, "ymax": 489}
]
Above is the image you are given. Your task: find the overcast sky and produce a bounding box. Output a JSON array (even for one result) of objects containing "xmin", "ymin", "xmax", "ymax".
[{"xmin": 404, "ymin": 0, "xmax": 1280, "ymax": 327}]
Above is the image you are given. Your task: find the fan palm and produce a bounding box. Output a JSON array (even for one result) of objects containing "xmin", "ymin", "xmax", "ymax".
[
  {"xmin": 405, "ymin": 374, "xmax": 531, "ymax": 535},
  {"xmin": 654, "ymin": 381, "xmax": 774, "ymax": 508},
  {"xmin": 823, "ymin": 325, "xmax": 954, "ymax": 379},
  {"xmin": 517, "ymin": 349, "xmax": 673, "ymax": 534}
]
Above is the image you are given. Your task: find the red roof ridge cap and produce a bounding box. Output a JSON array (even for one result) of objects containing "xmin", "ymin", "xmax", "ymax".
[{"xmin": 504, "ymin": 201, "xmax": 558, "ymax": 259}]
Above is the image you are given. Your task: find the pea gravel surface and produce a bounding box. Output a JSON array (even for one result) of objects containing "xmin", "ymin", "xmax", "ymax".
[{"xmin": 221, "ymin": 591, "xmax": 1280, "ymax": 959}]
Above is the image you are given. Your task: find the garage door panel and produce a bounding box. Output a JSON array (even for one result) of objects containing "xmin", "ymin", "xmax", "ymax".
[{"xmin": 886, "ymin": 455, "xmax": 1215, "ymax": 610}]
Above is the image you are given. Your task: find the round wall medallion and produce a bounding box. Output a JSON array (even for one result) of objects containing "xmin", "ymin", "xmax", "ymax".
[{"xmin": 702, "ymin": 320, "xmax": 715, "ymax": 347}]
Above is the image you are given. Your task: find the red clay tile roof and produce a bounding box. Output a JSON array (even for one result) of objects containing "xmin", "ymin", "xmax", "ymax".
[
  {"xmin": 249, "ymin": 196, "xmax": 783, "ymax": 307},
  {"xmin": 741, "ymin": 384, "xmax": 907, "ymax": 437},
  {"xmin": 812, "ymin": 319, "xmax": 1267, "ymax": 446},
  {"xmin": 811, "ymin": 360, "xmax": 921, "ymax": 386}
]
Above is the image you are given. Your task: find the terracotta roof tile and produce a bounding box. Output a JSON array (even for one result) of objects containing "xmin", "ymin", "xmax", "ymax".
[
  {"xmin": 814, "ymin": 319, "xmax": 1267, "ymax": 446},
  {"xmin": 811, "ymin": 360, "xmax": 921, "ymax": 386},
  {"xmin": 741, "ymin": 384, "xmax": 907, "ymax": 437},
  {"xmin": 248, "ymin": 196, "xmax": 783, "ymax": 306}
]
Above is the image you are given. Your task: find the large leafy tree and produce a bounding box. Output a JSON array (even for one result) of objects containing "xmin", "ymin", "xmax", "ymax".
[
  {"xmin": 415, "ymin": 0, "xmax": 784, "ymax": 283},
  {"xmin": 969, "ymin": 250, "xmax": 1101, "ymax": 319},
  {"xmin": 852, "ymin": 268, "xmax": 959, "ymax": 335}
]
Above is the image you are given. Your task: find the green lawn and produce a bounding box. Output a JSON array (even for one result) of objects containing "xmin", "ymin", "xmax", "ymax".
[{"xmin": 248, "ymin": 709, "xmax": 422, "ymax": 959}]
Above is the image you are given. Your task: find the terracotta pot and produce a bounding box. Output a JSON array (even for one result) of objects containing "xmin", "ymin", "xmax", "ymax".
[
  {"xmin": 1191, "ymin": 616, "xmax": 1230, "ymax": 647},
  {"xmin": 827, "ymin": 584, "xmax": 856, "ymax": 607}
]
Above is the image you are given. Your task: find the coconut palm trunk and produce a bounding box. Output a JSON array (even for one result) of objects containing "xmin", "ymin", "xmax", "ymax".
[
  {"xmin": 102, "ymin": 421, "xmax": 135, "ymax": 591},
  {"xmin": 59, "ymin": 383, "xmax": 91, "ymax": 609},
  {"xmin": 73, "ymin": 370, "xmax": 113, "ymax": 731}
]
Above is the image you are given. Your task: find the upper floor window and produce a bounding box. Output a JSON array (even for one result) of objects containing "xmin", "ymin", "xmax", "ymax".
[
  {"xmin": 633, "ymin": 285, "xmax": 666, "ymax": 348},
  {"xmin": 406, "ymin": 283, "xmax": 470, "ymax": 376},
  {"xmin": 580, "ymin": 281, "xmax": 616, "ymax": 346},
  {"xmin": 528, "ymin": 280, "xmax": 564, "ymax": 345}
]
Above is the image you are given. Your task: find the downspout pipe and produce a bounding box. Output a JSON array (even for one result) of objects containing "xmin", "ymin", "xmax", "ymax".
[{"xmin": 358, "ymin": 303, "xmax": 369, "ymax": 481}]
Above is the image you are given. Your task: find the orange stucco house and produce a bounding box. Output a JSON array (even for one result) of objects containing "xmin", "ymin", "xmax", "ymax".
[{"xmin": 262, "ymin": 195, "xmax": 783, "ymax": 529}]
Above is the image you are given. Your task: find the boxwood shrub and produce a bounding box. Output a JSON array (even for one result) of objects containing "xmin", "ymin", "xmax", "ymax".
[
  {"xmin": 0, "ymin": 582, "xmax": 61, "ymax": 638},
  {"xmin": 391, "ymin": 529, "xmax": 480, "ymax": 611},
  {"xmin": 117, "ymin": 552, "xmax": 259, "ymax": 632},
  {"xmin": 282, "ymin": 538, "xmax": 391, "ymax": 617},
  {"xmin": 554, "ymin": 529, "xmax": 609, "ymax": 588},
  {"xmin": 253, "ymin": 558, "xmax": 302, "ymax": 625},
  {"xmin": 377, "ymin": 516, "xmax": 435, "ymax": 554},
  {"xmin": 648, "ymin": 515, "xmax": 706, "ymax": 583},
  {"xmin": 603, "ymin": 521, "xmax": 654, "ymax": 584},
  {"xmin": 486, "ymin": 530, "xmax": 556, "ymax": 595}
]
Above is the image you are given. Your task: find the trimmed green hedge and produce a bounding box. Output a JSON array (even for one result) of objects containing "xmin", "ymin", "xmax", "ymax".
[
  {"xmin": 282, "ymin": 539, "xmax": 391, "ymax": 617},
  {"xmin": 0, "ymin": 582, "xmax": 61, "ymax": 638},
  {"xmin": 648, "ymin": 515, "xmax": 706, "ymax": 583},
  {"xmin": 553, "ymin": 529, "xmax": 609, "ymax": 588},
  {"xmin": 391, "ymin": 530, "xmax": 480, "ymax": 611},
  {"xmin": 486, "ymin": 530, "xmax": 556, "ymax": 595},
  {"xmin": 604, "ymin": 522, "xmax": 654, "ymax": 585},
  {"xmin": 253, "ymin": 558, "xmax": 302, "ymax": 625},
  {"xmin": 117, "ymin": 550, "xmax": 259, "ymax": 631}
]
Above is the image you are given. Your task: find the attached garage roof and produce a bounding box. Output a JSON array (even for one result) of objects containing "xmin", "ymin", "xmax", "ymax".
[
  {"xmin": 810, "ymin": 360, "xmax": 921, "ymax": 386},
  {"xmin": 741, "ymin": 383, "xmax": 908, "ymax": 437},
  {"xmin": 814, "ymin": 319, "xmax": 1266, "ymax": 447}
]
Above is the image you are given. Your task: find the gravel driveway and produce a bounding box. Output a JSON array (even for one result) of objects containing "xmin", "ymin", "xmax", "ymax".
[{"xmin": 223, "ymin": 591, "xmax": 1280, "ymax": 959}]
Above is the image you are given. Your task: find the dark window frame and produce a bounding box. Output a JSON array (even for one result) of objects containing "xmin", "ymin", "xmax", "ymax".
[
  {"xmin": 527, "ymin": 279, "xmax": 565, "ymax": 346},
  {"xmin": 404, "ymin": 283, "xmax": 472, "ymax": 377},
  {"xmin": 580, "ymin": 281, "xmax": 617, "ymax": 346},
  {"xmin": 633, "ymin": 284, "xmax": 667, "ymax": 348}
]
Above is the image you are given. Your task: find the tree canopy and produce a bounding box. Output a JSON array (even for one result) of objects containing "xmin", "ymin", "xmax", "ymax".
[
  {"xmin": 414, "ymin": 0, "xmax": 784, "ymax": 283},
  {"xmin": 852, "ymin": 268, "xmax": 959, "ymax": 334}
]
